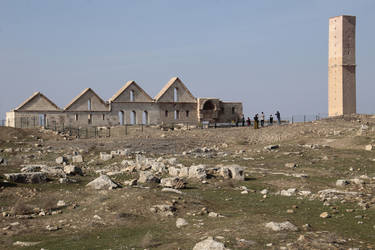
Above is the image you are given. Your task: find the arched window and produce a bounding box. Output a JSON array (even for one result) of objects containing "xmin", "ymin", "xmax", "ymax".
[
  {"xmin": 88, "ymin": 99, "xmax": 91, "ymax": 110},
  {"xmin": 174, "ymin": 87, "xmax": 178, "ymax": 102},
  {"xmin": 131, "ymin": 111, "xmax": 136, "ymax": 125},
  {"xmin": 130, "ymin": 90, "xmax": 134, "ymax": 102},
  {"xmin": 118, "ymin": 111, "xmax": 124, "ymax": 125},
  {"xmin": 142, "ymin": 111, "xmax": 148, "ymax": 125}
]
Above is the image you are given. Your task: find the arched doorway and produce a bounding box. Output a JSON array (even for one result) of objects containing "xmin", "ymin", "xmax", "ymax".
[{"xmin": 203, "ymin": 100, "xmax": 215, "ymax": 110}]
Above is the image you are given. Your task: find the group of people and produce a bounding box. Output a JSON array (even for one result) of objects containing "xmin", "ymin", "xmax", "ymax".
[{"xmin": 238, "ymin": 111, "xmax": 281, "ymax": 129}]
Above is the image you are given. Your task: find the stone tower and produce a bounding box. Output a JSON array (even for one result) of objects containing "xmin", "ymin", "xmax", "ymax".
[{"xmin": 328, "ymin": 15, "xmax": 356, "ymax": 117}]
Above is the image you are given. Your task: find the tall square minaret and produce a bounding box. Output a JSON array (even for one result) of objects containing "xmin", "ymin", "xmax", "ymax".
[{"xmin": 328, "ymin": 15, "xmax": 356, "ymax": 117}]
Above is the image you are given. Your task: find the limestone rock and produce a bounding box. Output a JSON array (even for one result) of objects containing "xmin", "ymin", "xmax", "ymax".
[
  {"xmin": 280, "ymin": 188, "xmax": 297, "ymax": 196},
  {"xmin": 160, "ymin": 177, "xmax": 186, "ymax": 189},
  {"xmin": 56, "ymin": 156, "xmax": 68, "ymax": 164},
  {"xmin": 365, "ymin": 145, "xmax": 373, "ymax": 151},
  {"xmin": 176, "ymin": 218, "xmax": 188, "ymax": 228},
  {"xmin": 72, "ymin": 155, "xmax": 83, "ymax": 163},
  {"xmin": 161, "ymin": 188, "xmax": 182, "ymax": 194},
  {"xmin": 100, "ymin": 152, "xmax": 112, "ymax": 161},
  {"xmin": 264, "ymin": 145, "xmax": 279, "ymax": 150},
  {"xmin": 189, "ymin": 165, "xmax": 207, "ymax": 180},
  {"xmin": 57, "ymin": 200, "xmax": 66, "ymax": 208},
  {"xmin": 168, "ymin": 167, "xmax": 180, "ymax": 177},
  {"xmin": 179, "ymin": 167, "xmax": 190, "ymax": 178},
  {"xmin": 138, "ymin": 171, "xmax": 160, "ymax": 184},
  {"xmin": 219, "ymin": 165, "xmax": 245, "ymax": 181},
  {"xmin": 4, "ymin": 172, "xmax": 47, "ymax": 183},
  {"xmin": 320, "ymin": 212, "xmax": 330, "ymax": 218},
  {"xmin": 86, "ymin": 175, "xmax": 118, "ymax": 190},
  {"xmin": 150, "ymin": 204, "xmax": 175, "ymax": 217},
  {"xmin": 265, "ymin": 221, "xmax": 298, "ymax": 232},
  {"xmin": 64, "ymin": 165, "xmax": 83, "ymax": 176},
  {"xmin": 336, "ymin": 179, "xmax": 350, "ymax": 187},
  {"xmin": 192, "ymin": 236, "xmax": 228, "ymax": 250},
  {"xmin": 13, "ymin": 241, "xmax": 41, "ymax": 247},
  {"xmin": 285, "ymin": 163, "xmax": 297, "ymax": 168}
]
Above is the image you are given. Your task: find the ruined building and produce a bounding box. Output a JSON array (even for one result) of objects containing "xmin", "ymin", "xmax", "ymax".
[
  {"xmin": 328, "ymin": 15, "xmax": 356, "ymax": 117},
  {"xmin": 6, "ymin": 77, "xmax": 243, "ymax": 128}
]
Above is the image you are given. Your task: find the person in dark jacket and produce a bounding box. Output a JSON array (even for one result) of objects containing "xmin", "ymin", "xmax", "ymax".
[
  {"xmin": 253, "ymin": 114, "xmax": 259, "ymax": 129},
  {"xmin": 275, "ymin": 111, "xmax": 281, "ymax": 124}
]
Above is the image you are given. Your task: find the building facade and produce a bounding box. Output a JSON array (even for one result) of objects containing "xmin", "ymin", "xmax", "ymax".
[
  {"xmin": 6, "ymin": 77, "xmax": 243, "ymax": 128},
  {"xmin": 328, "ymin": 15, "xmax": 356, "ymax": 117}
]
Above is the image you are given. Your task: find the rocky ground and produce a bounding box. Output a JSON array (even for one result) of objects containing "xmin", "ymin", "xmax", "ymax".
[{"xmin": 1, "ymin": 115, "xmax": 375, "ymax": 250}]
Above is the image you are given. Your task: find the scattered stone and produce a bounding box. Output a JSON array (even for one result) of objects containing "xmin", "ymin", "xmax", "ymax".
[
  {"xmin": 219, "ymin": 165, "xmax": 245, "ymax": 181},
  {"xmin": 208, "ymin": 212, "xmax": 219, "ymax": 217},
  {"xmin": 56, "ymin": 156, "xmax": 68, "ymax": 164},
  {"xmin": 189, "ymin": 165, "xmax": 207, "ymax": 180},
  {"xmin": 264, "ymin": 145, "xmax": 279, "ymax": 150},
  {"xmin": 160, "ymin": 177, "xmax": 186, "ymax": 189},
  {"xmin": 260, "ymin": 189, "xmax": 268, "ymax": 195},
  {"xmin": 365, "ymin": 145, "xmax": 373, "ymax": 151},
  {"xmin": 124, "ymin": 179, "xmax": 137, "ymax": 186},
  {"xmin": 100, "ymin": 152, "xmax": 112, "ymax": 161},
  {"xmin": 138, "ymin": 171, "xmax": 160, "ymax": 184},
  {"xmin": 336, "ymin": 179, "xmax": 350, "ymax": 187},
  {"xmin": 320, "ymin": 212, "xmax": 330, "ymax": 218},
  {"xmin": 280, "ymin": 188, "xmax": 297, "ymax": 196},
  {"xmin": 176, "ymin": 218, "xmax": 188, "ymax": 228},
  {"xmin": 265, "ymin": 221, "xmax": 298, "ymax": 232},
  {"xmin": 285, "ymin": 163, "xmax": 297, "ymax": 168},
  {"xmin": 161, "ymin": 188, "xmax": 182, "ymax": 194},
  {"xmin": 46, "ymin": 225, "xmax": 60, "ymax": 231},
  {"xmin": 4, "ymin": 172, "xmax": 47, "ymax": 183},
  {"xmin": 86, "ymin": 175, "xmax": 118, "ymax": 190},
  {"xmin": 72, "ymin": 155, "xmax": 83, "ymax": 163},
  {"xmin": 150, "ymin": 204, "xmax": 175, "ymax": 217},
  {"xmin": 13, "ymin": 241, "xmax": 41, "ymax": 247},
  {"xmin": 63, "ymin": 165, "xmax": 83, "ymax": 176},
  {"xmin": 57, "ymin": 200, "xmax": 66, "ymax": 208},
  {"xmin": 193, "ymin": 236, "xmax": 228, "ymax": 250}
]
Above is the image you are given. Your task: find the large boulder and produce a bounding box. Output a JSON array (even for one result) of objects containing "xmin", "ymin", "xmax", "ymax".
[
  {"xmin": 179, "ymin": 167, "xmax": 190, "ymax": 178},
  {"xmin": 4, "ymin": 172, "xmax": 47, "ymax": 183},
  {"xmin": 189, "ymin": 165, "xmax": 207, "ymax": 180},
  {"xmin": 64, "ymin": 165, "xmax": 83, "ymax": 176},
  {"xmin": 160, "ymin": 177, "xmax": 186, "ymax": 189},
  {"xmin": 168, "ymin": 167, "xmax": 180, "ymax": 177},
  {"xmin": 219, "ymin": 165, "xmax": 245, "ymax": 181},
  {"xmin": 192, "ymin": 237, "xmax": 228, "ymax": 250},
  {"xmin": 138, "ymin": 171, "xmax": 160, "ymax": 184},
  {"xmin": 86, "ymin": 175, "xmax": 118, "ymax": 190}
]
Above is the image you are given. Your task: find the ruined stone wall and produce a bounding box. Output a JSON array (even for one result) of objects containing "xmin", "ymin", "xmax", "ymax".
[
  {"xmin": 217, "ymin": 102, "xmax": 243, "ymax": 123},
  {"xmin": 110, "ymin": 102, "xmax": 160, "ymax": 125}
]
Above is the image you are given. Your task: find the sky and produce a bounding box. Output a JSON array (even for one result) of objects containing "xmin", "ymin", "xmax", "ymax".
[{"xmin": 0, "ymin": 0, "xmax": 374, "ymax": 120}]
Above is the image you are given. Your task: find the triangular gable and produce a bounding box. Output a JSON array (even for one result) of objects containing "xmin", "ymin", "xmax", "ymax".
[
  {"xmin": 64, "ymin": 88, "xmax": 108, "ymax": 111},
  {"xmin": 15, "ymin": 92, "xmax": 61, "ymax": 111},
  {"xmin": 154, "ymin": 77, "xmax": 196, "ymax": 102},
  {"xmin": 109, "ymin": 80, "xmax": 153, "ymax": 102}
]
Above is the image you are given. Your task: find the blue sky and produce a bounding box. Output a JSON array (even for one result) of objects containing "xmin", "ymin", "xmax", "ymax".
[{"xmin": 0, "ymin": 0, "xmax": 374, "ymax": 120}]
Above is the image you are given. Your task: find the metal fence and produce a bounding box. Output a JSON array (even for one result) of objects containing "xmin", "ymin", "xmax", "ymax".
[{"xmin": 0, "ymin": 113, "xmax": 328, "ymax": 138}]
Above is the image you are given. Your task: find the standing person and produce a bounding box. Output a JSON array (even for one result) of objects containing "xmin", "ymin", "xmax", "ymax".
[
  {"xmin": 241, "ymin": 115, "xmax": 245, "ymax": 127},
  {"xmin": 246, "ymin": 117, "xmax": 251, "ymax": 126},
  {"xmin": 253, "ymin": 114, "xmax": 259, "ymax": 129},
  {"xmin": 269, "ymin": 114, "xmax": 274, "ymax": 125},
  {"xmin": 260, "ymin": 112, "xmax": 265, "ymax": 127},
  {"xmin": 275, "ymin": 111, "xmax": 281, "ymax": 124}
]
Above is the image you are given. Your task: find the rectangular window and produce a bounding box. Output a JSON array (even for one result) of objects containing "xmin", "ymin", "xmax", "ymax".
[
  {"xmin": 232, "ymin": 107, "xmax": 235, "ymax": 114},
  {"xmin": 75, "ymin": 114, "xmax": 78, "ymax": 121},
  {"xmin": 102, "ymin": 114, "xmax": 105, "ymax": 120},
  {"xmin": 165, "ymin": 110, "xmax": 168, "ymax": 117},
  {"xmin": 186, "ymin": 110, "xmax": 189, "ymax": 117},
  {"xmin": 88, "ymin": 114, "xmax": 92, "ymax": 124}
]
